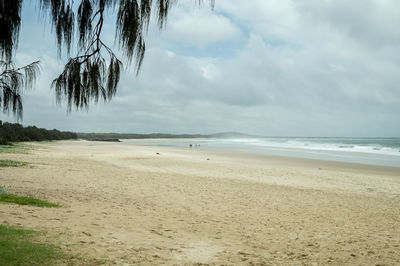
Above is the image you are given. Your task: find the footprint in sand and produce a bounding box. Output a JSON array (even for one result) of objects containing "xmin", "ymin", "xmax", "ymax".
[{"xmin": 175, "ymin": 241, "xmax": 223, "ymax": 264}]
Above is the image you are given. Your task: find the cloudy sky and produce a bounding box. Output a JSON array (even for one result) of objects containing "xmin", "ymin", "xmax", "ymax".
[{"xmin": 1, "ymin": 0, "xmax": 399, "ymax": 137}]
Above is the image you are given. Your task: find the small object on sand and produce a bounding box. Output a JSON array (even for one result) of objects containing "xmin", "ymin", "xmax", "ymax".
[
  {"xmin": 156, "ymin": 152, "xmax": 160, "ymax": 155},
  {"xmin": 206, "ymin": 158, "xmax": 210, "ymax": 160}
]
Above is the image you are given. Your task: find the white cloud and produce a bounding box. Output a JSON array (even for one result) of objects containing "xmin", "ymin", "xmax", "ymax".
[{"xmin": 165, "ymin": 8, "xmax": 241, "ymax": 48}]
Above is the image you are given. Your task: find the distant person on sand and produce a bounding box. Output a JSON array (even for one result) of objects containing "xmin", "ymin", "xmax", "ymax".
[{"xmin": 189, "ymin": 144, "xmax": 192, "ymax": 148}]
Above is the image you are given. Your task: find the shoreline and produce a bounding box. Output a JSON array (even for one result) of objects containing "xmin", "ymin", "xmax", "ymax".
[
  {"xmin": 1, "ymin": 140, "xmax": 399, "ymax": 264},
  {"xmin": 120, "ymin": 138, "xmax": 400, "ymax": 167},
  {"xmin": 118, "ymin": 139, "xmax": 400, "ymax": 176}
]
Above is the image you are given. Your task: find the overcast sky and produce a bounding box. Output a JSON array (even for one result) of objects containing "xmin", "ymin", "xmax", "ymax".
[{"xmin": 1, "ymin": 0, "xmax": 399, "ymax": 137}]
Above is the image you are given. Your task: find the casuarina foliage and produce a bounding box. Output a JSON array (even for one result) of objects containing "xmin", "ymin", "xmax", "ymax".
[{"xmin": 0, "ymin": 0, "xmax": 214, "ymax": 118}]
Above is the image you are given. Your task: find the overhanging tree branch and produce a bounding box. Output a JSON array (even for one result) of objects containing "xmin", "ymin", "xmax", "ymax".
[
  {"xmin": 0, "ymin": 61, "xmax": 41, "ymax": 119},
  {"xmin": 0, "ymin": 0, "xmax": 215, "ymax": 119}
]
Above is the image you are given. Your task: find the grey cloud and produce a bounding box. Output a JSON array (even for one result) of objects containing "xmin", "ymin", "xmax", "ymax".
[
  {"xmin": 296, "ymin": 0, "xmax": 400, "ymax": 50},
  {"xmin": 3, "ymin": 1, "xmax": 399, "ymax": 137}
]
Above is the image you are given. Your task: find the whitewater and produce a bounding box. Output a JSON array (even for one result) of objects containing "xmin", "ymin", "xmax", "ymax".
[{"xmin": 124, "ymin": 137, "xmax": 400, "ymax": 167}]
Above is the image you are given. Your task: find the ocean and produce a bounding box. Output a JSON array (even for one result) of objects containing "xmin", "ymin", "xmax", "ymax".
[{"xmin": 123, "ymin": 137, "xmax": 400, "ymax": 167}]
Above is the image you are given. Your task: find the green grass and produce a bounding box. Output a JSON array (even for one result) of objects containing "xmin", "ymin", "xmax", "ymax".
[
  {"xmin": 0, "ymin": 186, "xmax": 60, "ymax": 208},
  {"xmin": 0, "ymin": 144, "xmax": 32, "ymax": 154},
  {"xmin": 0, "ymin": 159, "xmax": 28, "ymax": 167},
  {"xmin": 0, "ymin": 193, "xmax": 60, "ymax": 208},
  {"xmin": 0, "ymin": 224, "xmax": 64, "ymax": 265},
  {"xmin": 0, "ymin": 145, "xmax": 15, "ymax": 152},
  {"xmin": 0, "ymin": 186, "xmax": 7, "ymax": 195}
]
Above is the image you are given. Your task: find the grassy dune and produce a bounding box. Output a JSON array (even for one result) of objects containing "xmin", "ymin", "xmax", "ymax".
[{"xmin": 0, "ymin": 225, "xmax": 64, "ymax": 265}]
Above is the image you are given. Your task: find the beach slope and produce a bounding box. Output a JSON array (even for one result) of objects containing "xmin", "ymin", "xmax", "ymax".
[{"xmin": 0, "ymin": 140, "xmax": 399, "ymax": 264}]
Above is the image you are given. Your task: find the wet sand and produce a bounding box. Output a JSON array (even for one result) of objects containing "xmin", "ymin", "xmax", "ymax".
[{"xmin": 1, "ymin": 140, "xmax": 399, "ymax": 265}]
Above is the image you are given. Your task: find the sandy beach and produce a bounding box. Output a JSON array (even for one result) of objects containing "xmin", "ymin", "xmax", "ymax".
[{"xmin": 1, "ymin": 140, "xmax": 399, "ymax": 265}]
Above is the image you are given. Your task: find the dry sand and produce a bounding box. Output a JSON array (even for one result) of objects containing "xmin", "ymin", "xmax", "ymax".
[{"xmin": 1, "ymin": 140, "xmax": 399, "ymax": 265}]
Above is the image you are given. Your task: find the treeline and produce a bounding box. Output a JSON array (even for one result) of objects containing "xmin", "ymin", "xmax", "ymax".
[
  {"xmin": 78, "ymin": 133, "xmax": 208, "ymax": 140},
  {"xmin": 78, "ymin": 132, "xmax": 257, "ymax": 140},
  {"xmin": 0, "ymin": 120, "xmax": 77, "ymax": 145}
]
